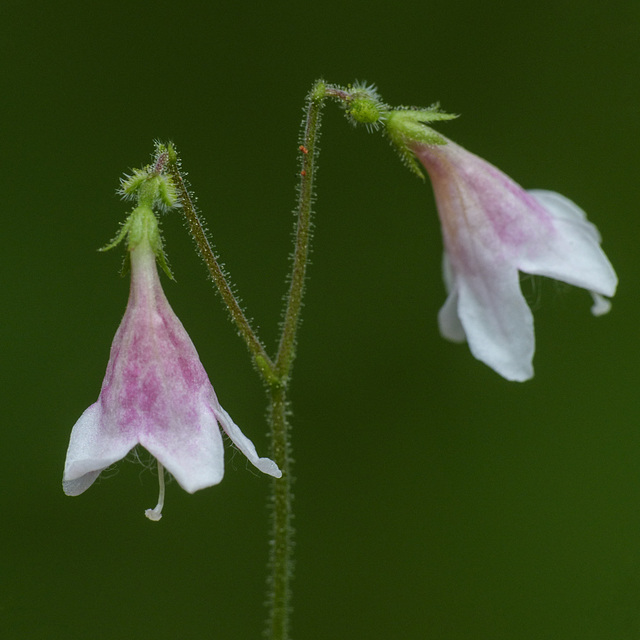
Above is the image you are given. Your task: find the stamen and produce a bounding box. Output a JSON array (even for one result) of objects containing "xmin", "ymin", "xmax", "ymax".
[{"xmin": 144, "ymin": 460, "xmax": 166, "ymax": 521}]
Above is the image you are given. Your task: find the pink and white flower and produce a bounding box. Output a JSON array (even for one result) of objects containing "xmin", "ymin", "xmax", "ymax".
[
  {"xmin": 63, "ymin": 236, "xmax": 281, "ymax": 503},
  {"xmin": 411, "ymin": 137, "xmax": 617, "ymax": 381}
]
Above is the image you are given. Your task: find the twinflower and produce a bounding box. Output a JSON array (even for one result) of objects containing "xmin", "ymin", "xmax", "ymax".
[
  {"xmin": 386, "ymin": 110, "xmax": 617, "ymax": 381},
  {"xmin": 63, "ymin": 164, "xmax": 281, "ymax": 519}
]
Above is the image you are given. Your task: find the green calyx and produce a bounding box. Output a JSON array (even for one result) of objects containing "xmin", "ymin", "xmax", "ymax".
[
  {"xmin": 342, "ymin": 82, "xmax": 389, "ymax": 131},
  {"xmin": 347, "ymin": 96, "xmax": 385, "ymax": 128},
  {"xmin": 100, "ymin": 148, "xmax": 177, "ymax": 279},
  {"xmin": 119, "ymin": 164, "xmax": 178, "ymax": 212},
  {"xmin": 385, "ymin": 107, "xmax": 458, "ymax": 178},
  {"xmin": 328, "ymin": 82, "xmax": 458, "ymax": 178}
]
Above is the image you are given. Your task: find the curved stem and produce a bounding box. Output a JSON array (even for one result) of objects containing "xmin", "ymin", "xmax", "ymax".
[
  {"xmin": 265, "ymin": 80, "xmax": 327, "ymax": 640},
  {"xmin": 166, "ymin": 155, "xmax": 274, "ymax": 371},
  {"xmin": 162, "ymin": 79, "xmax": 349, "ymax": 640},
  {"xmin": 275, "ymin": 81, "xmax": 326, "ymax": 380}
]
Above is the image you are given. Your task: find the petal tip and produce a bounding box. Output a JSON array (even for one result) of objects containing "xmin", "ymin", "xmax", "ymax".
[
  {"xmin": 62, "ymin": 470, "xmax": 102, "ymax": 496},
  {"xmin": 590, "ymin": 292, "xmax": 612, "ymax": 317},
  {"xmin": 256, "ymin": 458, "xmax": 283, "ymax": 479}
]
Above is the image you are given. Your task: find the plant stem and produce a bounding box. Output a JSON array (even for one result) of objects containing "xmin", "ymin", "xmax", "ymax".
[
  {"xmin": 275, "ymin": 80, "xmax": 326, "ymax": 381},
  {"xmin": 265, "ymin": 383, "xmax": 292, "ymax": 640},
  {"xmin": 266, "ymin": 80, "xmax": 327, "ymax": 640},
  {"xmin": 164, "ymin": 79, "xmax": 333, "ymax": 640},
  {"xmin": 165, "ymin": 155, "xmax": 273, "ymax": 371}
]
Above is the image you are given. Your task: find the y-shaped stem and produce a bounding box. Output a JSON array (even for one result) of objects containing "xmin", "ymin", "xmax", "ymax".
[
  {"xmin": 265, "ymin": 81, "xmax": 327, "ymax": 640},
  {"xmin": 164, "ymin": 80, "xmax": 366, "ymax": 640}
]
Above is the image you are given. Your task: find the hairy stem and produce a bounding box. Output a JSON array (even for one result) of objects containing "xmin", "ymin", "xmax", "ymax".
[
  {"xmin": 161, "ymin": 79, "xmax": 347, "ymax": 640},
  {"xmin": 275, "ymin": 81, "xmax": 326, "ymax": 381},
  {"xmin": 265, "ymin": 80, "xmax": 327, "ymax": 640},
  {"xmin": 265, "ymin": 383, "xmax": 293, "ymax": 640},
  {"xmin": 166, "ymin": 154, "xmax": 273, "ymax": 370}
]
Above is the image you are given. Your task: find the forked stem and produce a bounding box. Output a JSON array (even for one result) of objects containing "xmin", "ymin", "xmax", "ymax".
[{"xmin": 163, "ymin": 79, "xmax": 365, "ymax": 640}]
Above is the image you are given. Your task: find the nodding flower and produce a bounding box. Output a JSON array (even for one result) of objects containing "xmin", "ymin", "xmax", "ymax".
[
  {"xmin": 410, "ymin": 136, "xmax": 617, "ymax": 381},
  {"xmin": 62, "ymin": 168, "xmax": 280, "ymax": 520}
]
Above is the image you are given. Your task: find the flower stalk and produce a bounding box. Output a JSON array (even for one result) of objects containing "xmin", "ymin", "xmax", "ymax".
[
  {"xmin": 275, "ymin": 80, "xmax": 326, "ymax": 380},
  {"xmin": 265, "ymin": 383, "xmax": 292, "ymax": 640},
  {"xmin": 164, "ymin": 151, "xmax": 273, "ymax": 371},
  {"xmin": 165, "ymin": 79, "xmax": 394, "ymax": 640},
  {"xmin": 164, "ymin": 81, "xmax": 330, "ymax": 640}
]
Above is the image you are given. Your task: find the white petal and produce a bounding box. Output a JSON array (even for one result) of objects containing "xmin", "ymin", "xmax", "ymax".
[
  {"xmin": 590, "ymin": 292, "xmax": 612, "ymax": 316},
  {"xmin": 140, "ymin": 403, "xmax": 225, "ymax": 494},
  {"xmin": 438, "ymin": 289, "xmax": 466, "ymax": 343},
  {"xmin": 523, "ymin": 190, "xmax": 617, "ymax": 298},
  {"xmin": 63, "ymin": 470, "xmax": 103, "ymax": 497},
  {"xmin": 528, "ymin": 190, "xmax": 592, "ymax": 227},
  {"xmin": 62, "ymin": 403, "xmax": 138, "ymax": 496},
  {"xmin": 214, "ymin": 405, "xmax": 282, "ymax": 478},
  {"xmin": 438, "ymin": 252, "xmax": 466, "ymax": 343},
  {"xmin": 456, "ymin": 265, "xmax": 535, "ymax": 382}
]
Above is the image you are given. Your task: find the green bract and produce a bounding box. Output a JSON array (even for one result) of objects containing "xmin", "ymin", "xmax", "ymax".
[
  {"xmin": 100, "ymin": 157, "xmax": 177, "ymax": 279},
  {"xmin": 385, "ymin": 107, "xmax": 458, "ymax": 178}
]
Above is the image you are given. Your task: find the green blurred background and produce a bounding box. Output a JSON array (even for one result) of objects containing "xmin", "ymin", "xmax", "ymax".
[{"xmin": 2, "ymin": 1, "xmax": 638, "ymax": 638}]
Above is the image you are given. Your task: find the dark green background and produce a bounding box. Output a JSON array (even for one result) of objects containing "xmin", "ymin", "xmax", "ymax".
[{"xmin": 2, "ymin": 1, "xmax": 638, "ymax": 638}]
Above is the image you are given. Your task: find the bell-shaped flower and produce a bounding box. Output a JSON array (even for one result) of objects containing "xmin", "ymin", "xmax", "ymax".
[
  {"xmin": 386, "ymin": 110, "xmax": 617, "ymax": 381},
  {"xmin": 63, "ymin": 169, "xmax": 281, "ymax": 519}
]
